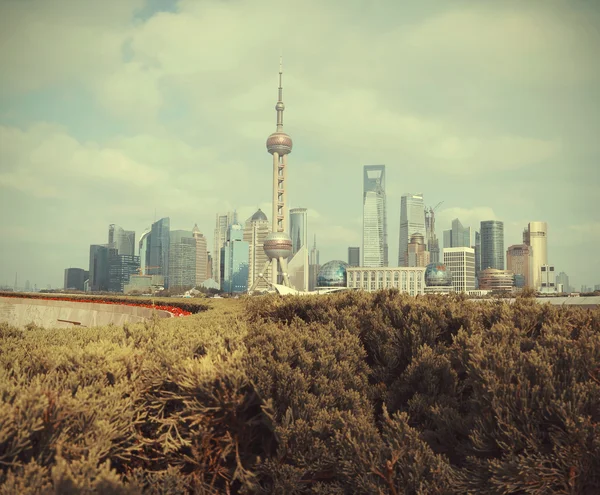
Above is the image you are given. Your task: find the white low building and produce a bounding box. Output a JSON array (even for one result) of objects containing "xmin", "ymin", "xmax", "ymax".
[{"xmin": 346, "ymin": 267, "xmax": 426, "ymax": 296}]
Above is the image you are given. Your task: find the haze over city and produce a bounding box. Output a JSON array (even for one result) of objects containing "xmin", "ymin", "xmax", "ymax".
[{"xmin": 1, "ymin": 0, "xmax": 599, "ymax": 290}]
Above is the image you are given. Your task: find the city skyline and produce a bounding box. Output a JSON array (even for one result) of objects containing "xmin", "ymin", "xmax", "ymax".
[{"xmin": 1, "ymin": 0, "xmax": 599, "ymax": 289}]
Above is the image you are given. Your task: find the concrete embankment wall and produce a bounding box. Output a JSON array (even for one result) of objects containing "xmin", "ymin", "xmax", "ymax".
[{"xmin": 0, "ymin": 297, "xmax": 172, "ymax": 329}]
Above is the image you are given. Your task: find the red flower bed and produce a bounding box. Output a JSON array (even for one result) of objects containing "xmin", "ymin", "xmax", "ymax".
[{"xmin": 0, "ymin": 293, "xmax": 191, "ymax": 317}]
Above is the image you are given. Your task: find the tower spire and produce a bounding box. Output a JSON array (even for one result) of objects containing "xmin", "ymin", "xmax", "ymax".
[{"xmin": 276, "ymin": 56, "xmax": 284, "ymax": 131}]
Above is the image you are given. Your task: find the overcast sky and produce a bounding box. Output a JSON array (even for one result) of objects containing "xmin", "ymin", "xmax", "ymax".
[{"xmin": 1, "ymin": 0, "xmax": 599, "ymax": 290}]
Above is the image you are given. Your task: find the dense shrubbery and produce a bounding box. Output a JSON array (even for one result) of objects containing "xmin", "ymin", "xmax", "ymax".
[{"xmin": 1, "ymin": 291, "xmax": 599, "ymax": 493}]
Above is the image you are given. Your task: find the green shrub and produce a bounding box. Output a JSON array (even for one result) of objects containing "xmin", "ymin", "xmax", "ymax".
[{"xmin": 1, "ymin": 292, "xmax": 599, "ymax": 493}]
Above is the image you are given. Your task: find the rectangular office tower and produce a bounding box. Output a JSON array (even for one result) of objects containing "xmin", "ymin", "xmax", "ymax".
[
  {"xmin": 288, "ymin": 207, "xmax": 309, "ymax": 291},
  {"xmin": 362, "ymin": 165, "xmax": 388, "ymax": 267},
  {"xmin": 108, "ymin": 224, "xmax": 135, "ymax": 256},
  {"xmin": 169, "ymin": 230, "xmax": 197, "ymax": 289},
  {"xmin": 148, "ymin": 217, "xmax": 171, "ymax": 287},
  {"xmin": 348, "ymin": 247, "xmax": 360, "ymax": 267},
  {"xmin": 480, "ymin": 220, "xmax": 504, "ymax": 270},
  {"xmin": 443, "ymin": 247, "xmax": 476, "ymax": 293},
  {"xmin": 213, "ymin": 211, "xmax": 234, "ymax": 285},
  {"xmin": 399, "ymin": 193, "xmax": 426, "ymax": 266}
]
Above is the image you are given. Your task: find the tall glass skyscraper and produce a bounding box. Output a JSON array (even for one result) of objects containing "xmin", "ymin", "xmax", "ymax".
[
  {"xmin": 289, "ymin": 207, "xmax": 308, "ymax": 256},
  {"xmin": 221, "ymin": 223, "xmax": 249, "ymax": 294},
  {"xmin": 399, "ymin": 193, "xmax": 425, "ymax": 266},
  {"xmin": 89, "ymin": 244, "xmax": 110, "ymax": 292},
  {"xmin": 149, "ymin": 217, "xmax": 170, "ymax": 287},
  {"xmin": 213, "ymin": 211, "xmax": 234, "ymax": 283},
  {"xmin": 443, "ymin": 218, "xmax": 471, "ymax": 249},
  {"xmin": 480, "ymin": 220, "xmax": 504, "ymax": 270},
  {"xmin": 169, "ymin": 230, "xmax": 197, "ymax": 289},
  {"xmin": 362, "ymin": 165, "xmax": 388, "ymax": 267},
  {"xmin": 108, "ymin": 224, "xmax": 135, "ymax": 256},
  {"xmin": 139, "ymin": 228, "xmax": 151, "ymax": 274}
]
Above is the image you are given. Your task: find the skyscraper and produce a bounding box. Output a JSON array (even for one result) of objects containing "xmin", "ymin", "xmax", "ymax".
[
  {"xmin": 507, "ymin": 244, "xmax": 532, "ymax": 288},
  {"xmin": 399, "ymin": 193, "xmax": 425, "ymax": 266},
  {"xmin": 443, "ymin": 218, "xmax": 471, "ymax": 249},
  {"xmin": 348, "ymin": 247, "xmax": 360, "ymax": 267},
  {"xmin": 89, "ymin": 244, "xmax": 110, "ymax": 292},
  {"xmin": 169, "ymin": 230, "xmax": 197, "ymax": 289},
  {"xmin": 139, "ymin": 228, "xmax": 151, "ymax": 274},
  {"xmin": 108, "ymin": 224, "xmax": 135, "ymax": 256},
  {"xmin": 192, "ymin": 224, "xmax": 208, "ymax": 286},
  {"xmin": 480, "ymin": 220, "xmax": 504, "ymax": 270},
  {"xmin": 289, "ymin": 207, "xmax": 308, "ymax": 256},
  {"xmin": 221, "ymin": 223, "xmax": 250, "ymax": 294},
  {"xmin": 213, "ymin": 212, "xmax": 234, "ymax": 284},
  {"xmin": 525, "ymin": 221, "xmax": 548, "ymax": 290},
  {"xmin": 244, "ymin": 209, "xmax": 271, "ymax": 290},
  {"xmin": 363, "ymin": 165, "xmax": 388, "ymax": 267},
  {"xmin": 249, "ymin": 58, "xmax": 294, "ymax": 290},
  {"xmin": 443, "ymin": 247, "xmax": 476, "ymax": 293},
  {"xmin": 309, "ymin": 234, "xmax": 320, "ymax": 291},
  {"xmin": 288, "ymin": 207, "xmax": 309, "ymax": 291},
  {"xmin": 149, "ymin": 217, "xmax": 170, "ymax": 287},
  {"xmin": 474, "ymin": 230, "xmax": 481, "ymax": 281},
  {"xmin": 424, "ymin": 206, "xmax": 440, "ymax": 263},
  {"xmin": 407, "ymin": 233, "xmax": 430, "ymax": 267},
  {"xmin": 108, "ymin": 249, "xmax": 140, "ymax": 293}
]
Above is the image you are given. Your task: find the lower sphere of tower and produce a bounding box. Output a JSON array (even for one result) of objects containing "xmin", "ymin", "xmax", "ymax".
[
  {"xmin": 266, "ymin": 132, "xmax": 293, "ymax": 155},
  {"xmin": 264, "ymin": 231, "xmax": 293, "ymax": 259}
]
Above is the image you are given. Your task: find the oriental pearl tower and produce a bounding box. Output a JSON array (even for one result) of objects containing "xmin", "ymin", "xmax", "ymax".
[{"xmin": 249, "ymin": 58, "xmax": 294, "ymax": 290}]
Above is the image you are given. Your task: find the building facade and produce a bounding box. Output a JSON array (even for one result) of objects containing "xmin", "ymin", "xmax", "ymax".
[
  {"xmin": 221, "ymin": 223, "xmax": 250, "ymax": 294},
  {"xmin": 480, "ymin": 220, "xmax": 504, "ymax": 270},
  {"xmin": 64, "ymin": 268, "xmax": 88, "ymax": 291},
  {"xmin": 478, "ymin": 268, "xmax": 514, "ymax": 291},
  {"xmin": 407, "ymin": 233, "xmax": 430, "ymax": 267},
  {"xmin": 108, "ymin": 224, "xmax": 135, "ymax": 256},
  {"xmin": 108, "ymin": 249, "xmax": 140, "ymax": 293},
  {"xmin": 89, "ymin": 244, "xmax": 110, "ymax": 292},
  {"xmin": 245, "ymin": 209, "xmax": 272, "ymax": 290},
  {"xmin": 289, "ymin": 207, "xmax": 308, "ymax": 256},
  {"xmin": 443, "ymin": 218, "xmax": 471, "ymax": 249},
  {"xmin": 443, "ymin": 247, "xmax": 476, "ymax": 293},
  {"xmin": 362, "ymin": 165, "xmax": 388, "ymax": 267},
  {"xmin": 148, "ymin": 217, "xmax": 170, "ymax": 287},
  {"xmin": 348, "ymin": 247, "xmax": 360, "ymax": 267},
  {"xmin": 507, "ymin": 244, "xmax": 532, "ymax": 288},
  {"xmin": 288, "ymin": 207, "xmax": 309, "ymax": 291},
  {"xmin": 169, "ymin": 230, "xmax": 197, "ymax": 289},
  {"xmin": 309, "ymin": 234, "xmax": 320, "ymax": 291},
  {"xmin": 539, "ymin": 264, "xmax": 556, "ymax": 293},
  {"xmin": 213, "ymin": 211, "xmax": 234, "ymax": 284},
  {"xmin": 192, "ymin": 224, "xmax": 208, "ymax": 286},
  {"xmin": 556, "ymin": 272, "xmax": 570, "ymax": 293},
  {"xmin": 138, "ymin": 228, "xmax": 151, "ymax": 274},
  {"xmin": 346, "ymin": 267, "xmax": 426, "ymax": 296},
  {"xmin": 526, "ymin": 221, "xmax": 548, "ymax": 291},
  {"xmin": 399, "ymin": 193, "xmax": 425, "ymax": 266}
]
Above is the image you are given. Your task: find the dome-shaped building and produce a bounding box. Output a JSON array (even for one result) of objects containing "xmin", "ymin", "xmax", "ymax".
[
  {"xmin": 249, "ymin": 208, "xmax": 268, "ymax": 223},
  {"xmin": 424, "ymin": 263, "xmax": 454, "ymax": 293},
  {"xmin": 317, "ymin": 260, "xmax": 348, "ymax": 288}
]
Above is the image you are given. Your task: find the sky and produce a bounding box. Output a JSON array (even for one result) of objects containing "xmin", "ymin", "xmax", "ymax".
[{"xmin": 0, "ymin": 0, "xmax": 599, "ymax": 290}]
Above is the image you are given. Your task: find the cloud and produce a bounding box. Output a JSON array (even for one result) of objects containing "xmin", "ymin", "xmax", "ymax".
[{"xmin": 0, "ymin": 0, "xmax": 598, "ymax": 288}]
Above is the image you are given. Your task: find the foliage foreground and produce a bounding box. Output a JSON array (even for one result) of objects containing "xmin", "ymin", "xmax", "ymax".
[{"xmin": 1, "ymin": 292, "xmax": 599, "ymax": 494}]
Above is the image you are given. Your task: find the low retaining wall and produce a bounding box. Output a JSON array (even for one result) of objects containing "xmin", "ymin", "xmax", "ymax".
[{"xmin": 0, "ymin": 297, "xmax": 172, "ymax": 329}]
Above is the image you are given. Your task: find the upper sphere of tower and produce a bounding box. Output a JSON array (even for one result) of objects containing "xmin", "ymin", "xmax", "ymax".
[
  {"xmin": 275, "ymin": 102, "xmax": 285, "ymax": 111},
  {"xmin": 266, "ymin": 132, "xmax": 293, "ymax": 155}
]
